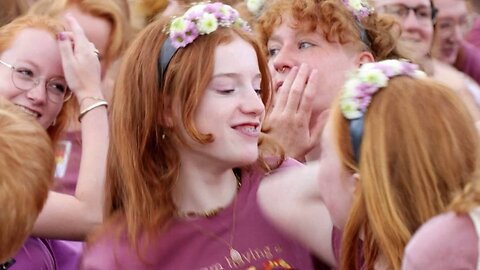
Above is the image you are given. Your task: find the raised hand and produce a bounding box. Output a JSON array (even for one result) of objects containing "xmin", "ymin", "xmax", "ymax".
[
  {"xmin": 263, "ymin": 64, "xmax": 326, "ymax": 161},
  {"xmin": 57, "ymin": 14, "xmax": 102, "ymax": 101}
]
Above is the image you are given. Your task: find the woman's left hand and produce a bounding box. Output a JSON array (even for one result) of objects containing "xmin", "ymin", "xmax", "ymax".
[{"xmin": 57, "ymin": 14, "xmax": 102, "ymax": 101}]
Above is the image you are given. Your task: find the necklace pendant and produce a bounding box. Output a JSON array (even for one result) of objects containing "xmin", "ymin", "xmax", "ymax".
[{"xmin": 230, "ymin": 248, "xmax": 242, "ymax": 264}]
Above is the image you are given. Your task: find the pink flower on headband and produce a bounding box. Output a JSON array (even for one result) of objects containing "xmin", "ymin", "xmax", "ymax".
[
  {"xmin": 342, "ymin": 0, "xmax": 374, "ymax": 20},
  {"xmin": 340, "ymin": 60, "xmax": 427, "ymax": 120},
  {"xmin": 167, "ymin": 2, "xmax": 251, "ymax": 49}
]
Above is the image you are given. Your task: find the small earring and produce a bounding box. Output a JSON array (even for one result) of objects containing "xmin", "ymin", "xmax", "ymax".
[
  {"xmin": 51, "ymin": 118, "xmax": 57, "ymax": 126},
  {"xmin": 162, "ymin": 132, "xmax": 166, "ymax": 140}
]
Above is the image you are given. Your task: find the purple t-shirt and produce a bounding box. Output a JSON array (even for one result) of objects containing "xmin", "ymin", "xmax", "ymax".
[
  {"xmin": 80, "ymin": 159, "xmax": 316, "ymax": 270},
  {"xmin": 11, "ymin": 131, "xmax": 84, "ymax": 270},
  {"xmin": 11, "ymin": 238, "xmax": 56, "ymax": 270},
  {"xmin": 454, "ymin": 42, "xmax": 480, "ymax": 85},
  {"xmin": 402, "ymin": 212, "xmax": 478, "ymax": 270},
  {"xmin": 331, "ymin": 227, "xmax": 364, "ymax": 270},
  {"xmin": 51, "ymin": 131, "xmax": 84, "ymax": 270}
]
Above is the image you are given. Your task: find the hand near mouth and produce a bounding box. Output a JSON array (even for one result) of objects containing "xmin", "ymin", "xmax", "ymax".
[{"xmin": 263, "ymin": 64, "xmax": 325, "ymax": 161}]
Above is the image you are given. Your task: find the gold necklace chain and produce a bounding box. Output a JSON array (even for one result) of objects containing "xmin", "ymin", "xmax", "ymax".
[
  {"xmin": 184, "ymin": 186, "xmax": 242, "ymax": 264},
  {"xmin": 176, "ymin": 206, "xmax": 224, "ymax": 219}
]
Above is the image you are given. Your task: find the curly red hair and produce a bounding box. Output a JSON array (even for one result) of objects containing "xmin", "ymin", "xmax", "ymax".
[{"xmin": 257, "ymin": 0, "xmax": 402, "ymax": 60}]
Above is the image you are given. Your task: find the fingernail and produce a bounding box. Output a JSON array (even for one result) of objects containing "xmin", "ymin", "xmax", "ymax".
[{"xmin": 57, "ymin": 32, "xmax": 66, "ymax": 41}]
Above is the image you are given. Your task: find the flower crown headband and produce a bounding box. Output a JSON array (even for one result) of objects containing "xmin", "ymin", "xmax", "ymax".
[
  {"xmin": 342, "ymin": 0, "xmax": 374, "ymax": 48},
  {"xmin": 340, "ymin": 59, "xmax": 427, "ymax": 162},
  {"xmin": 157, "ymin": 2, "xmax": 251, "ymax": 83},
  {"xmin": 342, "ymin": 0, "xmax": 373, "ymax": 20}
]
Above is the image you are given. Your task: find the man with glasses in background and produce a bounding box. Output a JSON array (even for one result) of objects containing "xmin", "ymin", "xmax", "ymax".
[
  {"xmin": 373, "ymin": 0, "xmax": 480, "ymax": 120},
  {"xmin": 432, "ymin": 0, "xmax": 480, "ymax": 84}
]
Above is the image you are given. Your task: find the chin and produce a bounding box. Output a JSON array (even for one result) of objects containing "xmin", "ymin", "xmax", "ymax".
[
  {"xmin": 449, "ymin": 53, "xmax": 459, "ymax": 64},
  {"xmin": 441, "ymin": 49, "xmax": 458, "ymax": 65},
  {"xmin": 232, "ymin": 153, "xmax": 259, "ymax": 168},
  {"xmin": 40, "ymin": 120, "xmax": 50, "ymax": 129},
  {"xmin": 444, "ymin": 55, "xmax": 456, "ymax": 65}
]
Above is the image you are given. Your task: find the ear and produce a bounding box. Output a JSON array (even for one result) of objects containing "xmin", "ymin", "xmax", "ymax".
[
  {"xmin": 352, "ymin": 173, "xmax": 361, "ymax": 183},
  {"xmin": 348, "ymin": 172, "xmax": 361, "ymax": 193},
  {"xmin": 355, "ymin": 51, "xmax": 375, "ymax": 67}
]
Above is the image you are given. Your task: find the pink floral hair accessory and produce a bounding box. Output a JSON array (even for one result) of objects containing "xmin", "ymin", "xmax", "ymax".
[
  {"xmin": 342, "ymin": 0, "xmax": 374, "ymax": 20},
  {"xmin": 166, "ymin": 2, "xmax": 251, "ymax": 49},
  {"xmin": 246, "ymin": 0, "xmax": 266, "ymax": 15},
  {"xmin": 340, "ymin": 59, "xmax": 427, "ymax": 120}
]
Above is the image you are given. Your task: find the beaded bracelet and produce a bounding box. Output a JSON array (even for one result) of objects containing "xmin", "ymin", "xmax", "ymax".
[{"xmin": 78, "ymin": 101, "xmax": 108, "ymax": 122}]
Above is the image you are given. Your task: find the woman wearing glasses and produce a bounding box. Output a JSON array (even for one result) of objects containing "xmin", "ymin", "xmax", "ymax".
[
  {"xmin": 0, "ymin": 14, "xmax": 107, "ymax": 269},
  {"xmin": 432, "ymin": 0, "xmax": 480, "ymax": 85},
  {"xmin": 374, "ymin": 0, "xmax": 480, "ymax": 120}
]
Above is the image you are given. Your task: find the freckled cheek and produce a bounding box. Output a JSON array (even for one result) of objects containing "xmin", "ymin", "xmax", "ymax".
[
  {"xmin": 48, "ymin": 102, "xmax": 64, "ymax": 122},
  {"xmin": 423, "ymin": 29, "xmax": 433, "ymax": 42},
  {"xmin": 312, "ymin": 91, "xmax": 334, "ymax": 113},
  {"xmin": 0, "ymin": 84, "xmax": 20, "ymax": 99},
  {"xmin": 439, "ymin": 36, "xmax": 449, "ymax": 47}
]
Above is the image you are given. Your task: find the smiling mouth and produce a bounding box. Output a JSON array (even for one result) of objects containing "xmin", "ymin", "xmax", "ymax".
[
  {"xmin": 15, "ymin": 105, "xmax": 41, "ymax": 119},
  {"xmin": 233, "ymin": 124, "xmax": 261, "ymax": 137}
]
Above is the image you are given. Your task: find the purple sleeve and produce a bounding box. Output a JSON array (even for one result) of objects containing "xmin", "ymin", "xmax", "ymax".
[
  {"xmin": 466, "ymin": 19, "xmax": 480, "ymax": 49},
  {"xmin": 455, "ymin": 42, "xmax": 480, "ymax": 85},
  {"xmin": 11, "ymin": 238, "xmax": 56, "ymax": 270},
  {"xmin": 80, "ymin": 233, "xmax": 140, "ymax": 270},
  {"xmin": 402, "ymin": 212, "xmax": 478, "ymax": 270}
]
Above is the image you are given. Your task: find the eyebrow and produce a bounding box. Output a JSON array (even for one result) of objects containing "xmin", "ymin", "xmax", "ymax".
[
  {"xmin": 19, "ymin": 59, "xmax": 40, "ymax": 70},
  {"xmin": 268, "ymin": 34, "xmax": 282, "ymax": 44},
  {"xmin": 268, "ymin": 30, "xmax": 321, "ymax": 45},
  {"xmin": 18, "ymin": 59, "xmax": 65, "ymax": 79}
]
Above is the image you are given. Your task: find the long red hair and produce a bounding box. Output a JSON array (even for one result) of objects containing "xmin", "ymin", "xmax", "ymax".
[
  {"xmin": 332, "ymin": 77, "xmax": 479, "ymax": 270},
  {"xmin": 103, "ymin": 16, "xmax": 283, "ymax": 250}
]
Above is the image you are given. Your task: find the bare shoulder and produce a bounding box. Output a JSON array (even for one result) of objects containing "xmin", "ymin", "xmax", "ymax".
[
  {"xmin": 257, "ymin": 161, "xmax": 336, "ymax": 266},
  {"xmin": 402, "ymin": 212, "xmax": 478, "ymax": 270},
  {"xmin": 258, "ymin": 160, "xmax": 320, "ymax": 200}
]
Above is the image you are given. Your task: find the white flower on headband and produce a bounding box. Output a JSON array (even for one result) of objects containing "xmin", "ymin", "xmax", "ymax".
[
  {"xmin": 167, "ymin": 2, "xmax": 251, "ymax": 49},
  {"xmin": 343, "ymin": 0, "xmax": 374, "ymax": 20},
  {"xmin": 246, "ymin": 0, "xmax": 265, "ymax": 15},
  {"xmin": 197, "ymin": 13, "xmax": 219, "ymax": 34},
  {"xmin": 340, "ymin": 60, "xmax": 427, "ymax": 120}
]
